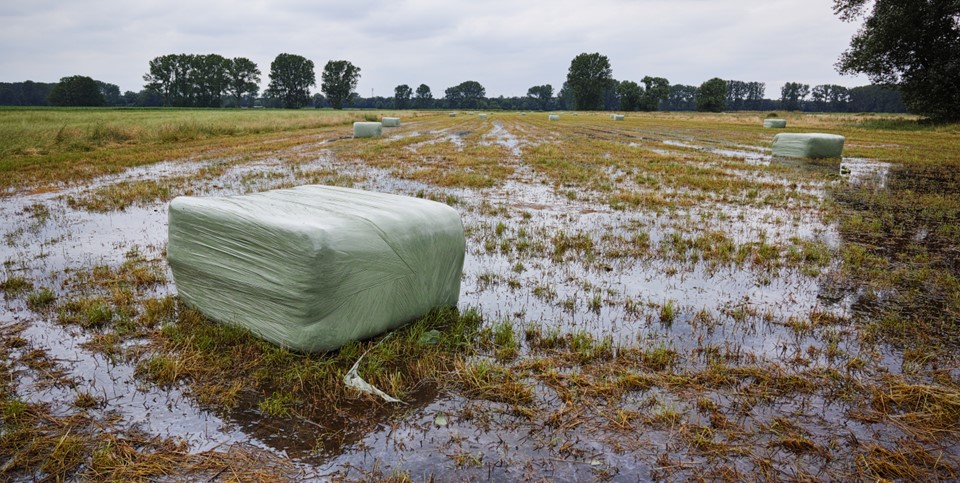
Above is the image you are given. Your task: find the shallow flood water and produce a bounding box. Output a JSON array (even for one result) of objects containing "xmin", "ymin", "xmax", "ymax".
[{"xmin": 2, "ymin": 113, "xmax": 951, "ymax": 480}]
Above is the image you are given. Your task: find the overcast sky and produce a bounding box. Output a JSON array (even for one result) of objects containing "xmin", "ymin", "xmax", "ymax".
[{"xmin": 0, "ymin": 0, "xmax": 869, "ymax": 99}]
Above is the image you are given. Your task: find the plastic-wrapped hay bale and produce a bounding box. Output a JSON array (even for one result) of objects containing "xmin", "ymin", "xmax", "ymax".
[
  {"xmin": 763, "ymin": 119, "xmax": 787, "ymax": 128},
  {"xmin": 549, "ymin": 114, "xmax": 560, "ymax": 121},
  {"xmin": 772, "ymin": 133, "xmax": 845, "ymax": 158},
  {"xmin": 167, "ymin": 185, "xmax": 466, "ymax": 353},
  {"xmin": 612, "ymin": 114, "xmax": 625, "ymax": 121},
  {"xmin": 353, "ymin": 122, "xmax": 382, "ymax": 138},
  {"xmin": 479, "ymin": 113, "xmax": 487, "ymax": 119},
  {"xmin": 381, "ymin": 117, "xmax": 401, "ymax": 127},
  {"xmin": 448, "ymin": 112, "xmax": 457, "ymax": 117}
]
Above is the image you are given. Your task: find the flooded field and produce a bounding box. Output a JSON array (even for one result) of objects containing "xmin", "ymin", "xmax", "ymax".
[{"xmin": 2, "ymin": 110, "xmax": 959, "ymax": 480}]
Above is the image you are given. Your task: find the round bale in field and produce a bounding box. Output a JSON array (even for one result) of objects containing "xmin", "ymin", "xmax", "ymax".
[
  {"xmin": 764, "ymin": 119, "xmax": 787, "ymax": 128},
  {"xmin": 549, "ymin": 114, "xmax": 560, "ymax": 121},
  {"xmin": 382, "ymin": 117, "xmax": 401, "ymax": 127},
  {"xmin": 353, "ymin": 122, "xmax": 382, "ymax": 138}
]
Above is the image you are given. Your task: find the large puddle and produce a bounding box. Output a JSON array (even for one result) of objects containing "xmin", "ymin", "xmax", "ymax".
[{"xmin": 0, "ymin": 117, "xmax": 919, "ymax": 478}]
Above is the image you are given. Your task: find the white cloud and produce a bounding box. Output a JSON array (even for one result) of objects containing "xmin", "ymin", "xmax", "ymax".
[{"xmin": 0, "ymin": 0, "xmax": 868, "ymax": 97}]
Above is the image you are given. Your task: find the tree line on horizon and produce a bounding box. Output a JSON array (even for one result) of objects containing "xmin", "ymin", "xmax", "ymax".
[{"xmin": 2, "ymin": 0, "xmax": 954, "ymax": 121}]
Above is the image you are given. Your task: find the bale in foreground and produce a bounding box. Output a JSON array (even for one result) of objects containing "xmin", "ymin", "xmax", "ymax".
[
  {"xmin": 381, "ymin": 117, "xmax": 401, "ymax": 127},
  {"xmin": 353, "ymin": 122, "xmax": 382, "ymax": 138},
  {"xmin": 167, "ymin": 185, "xmax": 466, "ymax": 353},
  {"xmin": 764, "ymin": 119, "xmax": 787, "ymax": 128},
  {"xmin": 772, "ymin": 133, "xmax": 845, "ymax": 158}
]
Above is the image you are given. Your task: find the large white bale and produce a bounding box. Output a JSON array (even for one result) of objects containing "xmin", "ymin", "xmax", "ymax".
[
  {"xmin": 168, "ymin": 185, "xmax": 466, "ymax": 353},
  {"xmin": 382, "ymin": 117, "xmax": 401, "ymax": 127},
  {"xmin": 764, "ymin": 119, "xmax": 787, "ymax": 128},
  {"xmin": 479, "ymin": 113, "xmax": 488, "ymax": 119},
  {"xmin": 549, "ymin": 114, "xmax": 560, "ymax": 121},
  {"xmin": 612, "ymin": 114, "xmax": 625, "ymax": 121},
  {"xmin": 353, "ymin": 122, "xmax": 382, "ymax": 138},
  {"xmin": 772, "ymin": 133, "xmax": 845, "ymax": 158}
]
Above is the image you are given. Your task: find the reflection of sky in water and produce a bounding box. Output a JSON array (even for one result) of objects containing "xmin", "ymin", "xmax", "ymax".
[{"xmin": 0, "ymin": 120, "xmax": 875, "ymax": 472}]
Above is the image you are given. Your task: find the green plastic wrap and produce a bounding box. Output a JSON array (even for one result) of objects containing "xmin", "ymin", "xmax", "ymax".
[
  {"xmin": 612, "ymin": 114, "xmax": 625, "ymax": 121},
  {"xmin": 772, "ymin": 133, "xmax": 845, "ymax": 158},
  {"xmin": 763, "ymin": 119, "xmax": 787, "ymax": 128},
  {"xmin": 479, "ymin": 113, "xmax": 487, "ymax": 119},
  {"xmin": 167, "ymin": 185, "xmax": 466, "ymax": 353},
  {"xmin": 549, "ymin": 114, "xmax": 559, "ymax": 121},
  {"xmin": 353, "ymin": 122, "xmax": 382, "ymax": 138},
  {"xmin": 381, "ymin": 117, "xmax": 401, "ymax": 127}
]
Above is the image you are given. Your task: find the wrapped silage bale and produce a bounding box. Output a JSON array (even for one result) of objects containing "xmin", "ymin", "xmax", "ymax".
[
  {"xmin": 764, "ymin": 119, "xmax": 787, "ymax": 128},
  {"xmin": 353, "ymin": 122, "xmax": 382, "ymax": 138},
  {"xmin": 167, "ymin": 185, "xmax": 466, "ymax": 353},
  {"xmin": 479, "ymin": 113, "xmax": 487, "ymax": 119},
  {"xmin": 772, "ymin": 133, "xmax": 845, "ymax": 158},
  {"xmin": 612, "ymin": 114, "xmax": 625, "ymax": 121},
  {"xmin": 549, "ymin": 114, "xmax": 560, "ymax": 121},
  {"xmin": 381, "ymin": 117, "xmax": 401, "ymax": 127},
  {"xmin": 448, "ymin": 112, "xmax": 457, "ymax": 117}
]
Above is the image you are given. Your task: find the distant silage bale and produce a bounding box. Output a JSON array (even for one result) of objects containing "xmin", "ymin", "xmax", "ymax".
[
  {"xmin": 382, "ymin": 117, "xmax": 401, "ymax": 127},
  {"xmin": 549, "ymin": 114, "xmax": 560, "ymax": 121},
  {"xmin": 612, "ymin": 114, "xmax": 625, "ymax": 121},
  {"xmin": 353, "ymin": 122, "xmax": 382, "ymax": 138},
  {"xmin": 772, "ymin": 133, "xmax": 845, "ymax": 158},
  {"xmin": 763, "ymin": 119, "xmax": 787, "ymax": 128}
]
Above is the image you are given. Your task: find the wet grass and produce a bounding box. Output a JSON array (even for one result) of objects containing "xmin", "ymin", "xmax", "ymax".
[{"xmin": 3, "ymin": 110, "xmax": 960, "ymax": 480}]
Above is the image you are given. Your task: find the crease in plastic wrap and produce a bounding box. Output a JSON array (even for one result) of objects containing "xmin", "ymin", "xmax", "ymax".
[
  {"xmin": 167, "ymin": 185, "xmax": 465, "ymax": 353},
  {"xmin": 772, "ymin": 133, "xmax": 845, "ymax": 158}
]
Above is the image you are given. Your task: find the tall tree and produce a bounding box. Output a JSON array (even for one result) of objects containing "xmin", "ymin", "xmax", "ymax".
[
  {"xmin": 267, "ymin": 53, "xmax": 315, "ymax": 109},
  {"xmin": 320, "ymin": 60, "xmax": 361, "ymax": 110},
  {"xmin": 617, "ymin": 81, "xmax": 642, "ymax": 111},
  {"xmin": 745, "ymin": 82, "xmax": 766, "ymax": 110},
  {"xmin": 96, "ymin": 81, "xmax": 122, "ymax": 106},
  {"xmin": 192, "ymin": 54, "xmax": 229, "ymax": 108},
  {"xmin": 811, "ymin": 84, "xmax": 851, "ymax": 112},
  {"xmin": 640, "ymin": 76, "xmax": 670, "ymax": 111},
  {"xmin": 696, "ymin": 78, "xmax": 727, "ymax": 112},
  {"xmin": 47, "ymin": 76, "xmax": 105, "ymax": 106},
  {"xmin": 445, "ymin": 81, "xmax": 485, "ymax": 109},
  {"xmin": 394, "ymin": 84, "xmax": 413, "ymax": 109},
  {"xmin": 780, "ymin": 82, "xmax": 810, "ymax": 111},
  {"xmin": 526, "ymin": 84, "xmax": 553, "ymax": 111},
  {"xmin": 565, "ymin": 52, "xmax": 613, "ymax": 110},
  {"xmin": 725, "ymin": 80, "xmax": 748, "ymax": 111},
  {"xmin": 666, "ymin": 84, "xmax": 698, "ymax": 111},
  {"xmin": 226, "ymin": 57, "xmax": 260, "ymax": 108},
  {"xmin": 414, "ymin": 84, "xmax": 433, "ymax": 108},
  {"xmin": 834, "ymin": 0, "xmax": 960, "ymax": 121}
]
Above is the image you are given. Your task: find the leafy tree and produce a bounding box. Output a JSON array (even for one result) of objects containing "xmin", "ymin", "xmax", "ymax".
[
  {"xmin": 811, "ymin": 84, "xmax": 851, "ymax": 112},
  {"xmin": 566, "ymin": 52, "xmax": 613, "ymax": 110},
  {"xmin": 143, "ymin": 54, "xmax": 180, "ymax": 106},
  {"xmin": 415, "ymin": 84, "xmax": 433, "ymax": 108},
  {"xmin": 394, "ymin": 84, "xmax": 412, "ymax": 109},
  {"xmin": 617, "ymin": 81, "xmax": 642, "ymax": 111},
  {"xmin": 848, "ymin": 84, "xmax": 907, "ymax": 112},
  {"xmin": 320, "ymin": 60, "xmax": 360, "ymax": 110},
  {"xmin": 526, "ymin": 84, "xmax": 553, "ymax": 111},
  {"xmin": 266, "ymin": 53, "xmax": 315, "ymax": 109},
  {"xmin": 192, "ymin": 54, "xmax": 229, "ymax": 107},
  {"xmin": 602, "ymin": 80, "xmax": 620, "ymax": 111},
  {"xmin": 226, "ymin": 57, "xmax": 260, "ymax": 108},
  {"xmin": 444, "ymin": 81, "xmax": 485, "ymax": 109},
  {"xmin": 640, "ymin": 76, "xmax": 670, "ymax": 111},
  {"xmin": 745, "ymin": 82, "xmax": 766, "ymax": 110},
  {"xmin": 780, "ymin": 82, "xmax": 810, "ymax": 111},
  {"xmin": 665, "ymin": 84, "xmax": 698, "ymax": 111},
  {"xmin": 47, "ymin": 75, "xmax": 105, "ymax": 106},
  {"xmin": 96, "ymin": 81, "xmax": 122, "ymax": 106},
  {"xmin": 834, "ymin": 0, "xmax": 960, "ymax": 121},
  {"xmin": 696, "ymin": 78, "xmax": 727, "ymax": 112}
]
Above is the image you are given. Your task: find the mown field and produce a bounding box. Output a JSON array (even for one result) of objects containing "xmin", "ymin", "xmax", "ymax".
[{"xmin": 1, "ymin": 107, "xmax": 959, "ymax": 481}]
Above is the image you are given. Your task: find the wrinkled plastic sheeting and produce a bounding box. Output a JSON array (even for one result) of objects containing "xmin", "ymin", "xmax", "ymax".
[
  {"xmin": 772, "ymin": 133, "xmax": 845, "ymax": 158},
  {"xmin": 381, "ymin": 117, "xmax": 400, "ymax": 127},
  {"xmin": 167, "ymin": 185, "xmax": 465, "ymax": 353},
  {"xmin": 763, "ymin": 119, "xmax": 787, "ymax": 128},
  {"xmin": 353, "ymin": 122, "xmax": 382, "ymax": 138}
]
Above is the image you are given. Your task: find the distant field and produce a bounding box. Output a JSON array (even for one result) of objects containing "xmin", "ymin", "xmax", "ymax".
[{"xmin": 2, "ymin": 109, "xmax": 959, "ymax": 480}]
